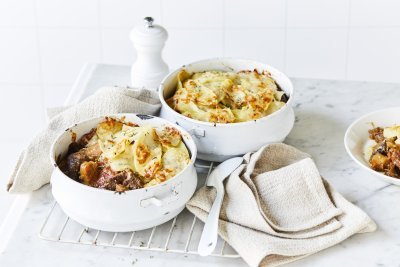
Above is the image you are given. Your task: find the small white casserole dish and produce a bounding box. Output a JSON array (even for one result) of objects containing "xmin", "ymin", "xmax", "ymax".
[
  {"xmin": 159, "ymin": 58, "xmax": 295, "ymax": 162},
  {"xmin": 50, "ymin": 113, "xmax": 197, "ymax": 232}
]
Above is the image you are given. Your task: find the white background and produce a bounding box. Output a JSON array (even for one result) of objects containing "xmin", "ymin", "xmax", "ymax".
[{"xmin": 1, "ymin": 0, "xmax": 400, "ymax": 223}]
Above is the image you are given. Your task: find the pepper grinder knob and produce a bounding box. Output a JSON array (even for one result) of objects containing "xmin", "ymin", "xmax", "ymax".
[
  {"xmin": 130, "ymin": 17, "xmax": 168, "ymax": 90},
  {"xmin": 144, "ymin": 17, "xmax": 154, "ymax": 28}
]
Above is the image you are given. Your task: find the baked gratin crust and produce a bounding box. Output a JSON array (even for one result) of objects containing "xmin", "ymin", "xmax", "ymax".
[
  {"xmin": 59, "ymin": 117, "xmax": 190, "ymax": 192},
  {"xmin": 167, "ymin": 69, "xmax": 289, "ymax": 123}
]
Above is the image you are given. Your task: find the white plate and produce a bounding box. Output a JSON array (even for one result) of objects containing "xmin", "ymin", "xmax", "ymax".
[{"xmin": 344, "ymin": 107, "xmax": 400, "ymax": 186}]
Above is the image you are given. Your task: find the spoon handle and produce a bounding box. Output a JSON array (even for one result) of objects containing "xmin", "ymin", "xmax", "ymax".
[{"xmin": 198, "ymin": 182, "xmax": 225, "ymax": 256}]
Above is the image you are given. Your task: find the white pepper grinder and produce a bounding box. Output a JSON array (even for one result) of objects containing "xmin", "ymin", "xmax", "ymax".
[{"xmin": 130, "ymin": 17, "xmax": 169, "ymax": 90}]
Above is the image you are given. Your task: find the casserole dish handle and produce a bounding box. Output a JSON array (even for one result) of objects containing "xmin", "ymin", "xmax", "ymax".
[
  {"xmin": 189, "ymin": 127, "xmax": 205, "ymax": 138},
  {"xmin": 140, "ymin": 182, "xmax": 182, "ymax": 208}
]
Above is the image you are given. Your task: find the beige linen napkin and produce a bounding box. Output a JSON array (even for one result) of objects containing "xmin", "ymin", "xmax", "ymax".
[
  {"xmin": 7, "ymin": 87, "xmax": 161, "ymax": 193},
  {"xmin": 186, "ymin": 143, "xmax": 376, "ymax": 267}
]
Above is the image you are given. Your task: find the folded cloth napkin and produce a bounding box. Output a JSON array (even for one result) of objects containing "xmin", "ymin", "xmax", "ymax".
[
  {"xmin": 7, "ymin": 86, "xmax": 161, "ymax": 193},
  {"xmin": 186, "ymin": 143, "xmax": 376, "ymax": 267}
]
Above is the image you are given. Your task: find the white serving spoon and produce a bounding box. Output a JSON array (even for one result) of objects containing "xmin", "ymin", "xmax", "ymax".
[{"xmin": 198, "ymin": 157, "xmax": 244, "ymax": 256}]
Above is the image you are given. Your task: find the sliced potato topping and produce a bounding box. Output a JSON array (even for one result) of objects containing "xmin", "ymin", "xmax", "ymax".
[
  {"xmin": 383, "ymin": 125, "xmax": 400, "ymax": 143},
  {"xmin": 96, "ymin": 118, "xmax": 190, "ymax": 185},
  {"xmin": 154, "ymin": 126, "xmax": 182, "ymax": 148},
  {"xmin": 96, "ymin": 118, "xmax": 123, "ymax": 141},
  {"xmin": 168, "ymin": 70, "xmax": 287, "ymax": 123}
]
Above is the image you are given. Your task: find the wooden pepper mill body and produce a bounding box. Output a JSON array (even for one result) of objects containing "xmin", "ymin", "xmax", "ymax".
[{"xmin": 130, "ymin": 17, "xmax": 169, "ymax": 90}]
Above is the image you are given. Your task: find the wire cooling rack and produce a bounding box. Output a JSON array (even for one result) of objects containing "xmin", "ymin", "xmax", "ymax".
[{"xmin": 38, "ymin": 161, "xmax": 240, "ymax": 258}]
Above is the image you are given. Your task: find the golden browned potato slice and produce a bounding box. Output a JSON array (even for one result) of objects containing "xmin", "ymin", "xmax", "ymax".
[
  {"xmin": 154, "ymin": 126, "xmax": 182, "ymax": 148},
  {"xmin": 162, "ymin": 142, "xmax": 189, "ymax": 174},
  {"xmin": 96, "ymin": 118, "xmax": 123, "ymax": 142},
  {"xmin": 384, "ymin": 125, "xmax": 400, "ymax": 141},
  {"xmin": 79, "ymin": 161, "xmax": 99, "ymax": 185},
  {"xmin": 208, "ymin": 107, "xmax": 235, "ymax": 123},
  {"xmin": 98, "ymin": 124, "xmax": 142, "ymax": 165},
  {"xmin": 370, "ymin": 153, "xmax": 389, "ymax": 172},
  {"xmin": 133, "ymin": 126, "xmax": 162, "ymax": 182}
]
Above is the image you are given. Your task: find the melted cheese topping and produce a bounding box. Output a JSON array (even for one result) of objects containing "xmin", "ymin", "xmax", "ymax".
[
  {"xmin": 96, "ymin": 118, "xmax": 190, "ymax": 187},
  {"xmin": 167, "ymin": 70, "xmax": 288, "ymax": 123}
]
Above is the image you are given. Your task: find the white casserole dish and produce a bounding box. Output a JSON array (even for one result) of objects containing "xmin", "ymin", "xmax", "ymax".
[
  {"xmin": 159, "ymin": 58, "xmax": 295, "ymax": 161},
  {"xmin": 50, "ymin": 114, "xmax": 197, "ymax": 232}
]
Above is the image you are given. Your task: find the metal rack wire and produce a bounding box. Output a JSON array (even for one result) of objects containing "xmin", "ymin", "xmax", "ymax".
[{"xmin": 38, "ymin": 161, "xmax": 240, "ymax": 258}]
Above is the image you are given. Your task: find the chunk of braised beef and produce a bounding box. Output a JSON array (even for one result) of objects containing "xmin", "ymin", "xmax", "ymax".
[
  {"xmin": 368, "ymin": 127, "xmax": 385, "ymax": 143},
  {"xmin": 94, "ymin": 167, "xmax": 143, "ymax": 192},
  {"xmin": 386, "ymin": 162, "xmax": 400, "ymax": 178},
  {"xmin": 67, "ymin": 142, "xmax": 82, "ymax": 155},
  {"xmin": 60, "ymin": 144, "xmax": 102, "ymax": 180},
  {"xmin": 388, "ymin": 147, "xmax": 400, "ymax": 169},
  {"xmin": 122, "ymin": 172, "xmax": 144, "ymax": 190},
  {"xmin": 374, "ymin": 141, "xmax": 388, "ymax": 156},
  {"xmin": 78, "ymin": 128, "xmax": 97, "ymax": 147}
]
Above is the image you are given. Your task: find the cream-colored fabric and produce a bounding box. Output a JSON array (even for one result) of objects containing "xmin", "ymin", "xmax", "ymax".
[
  {"xmin": 7, "ymin": 87, "xmax": 161, "ymax": 193},
  {"xmin": 186, "ymin": 143, "xmax": 376, "ymax": 267}
]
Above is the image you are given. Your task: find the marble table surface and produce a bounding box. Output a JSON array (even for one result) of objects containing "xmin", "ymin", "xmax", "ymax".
[{"xmin": 1, "ymin": 64, "xmax": 400, "ymax": 267}]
